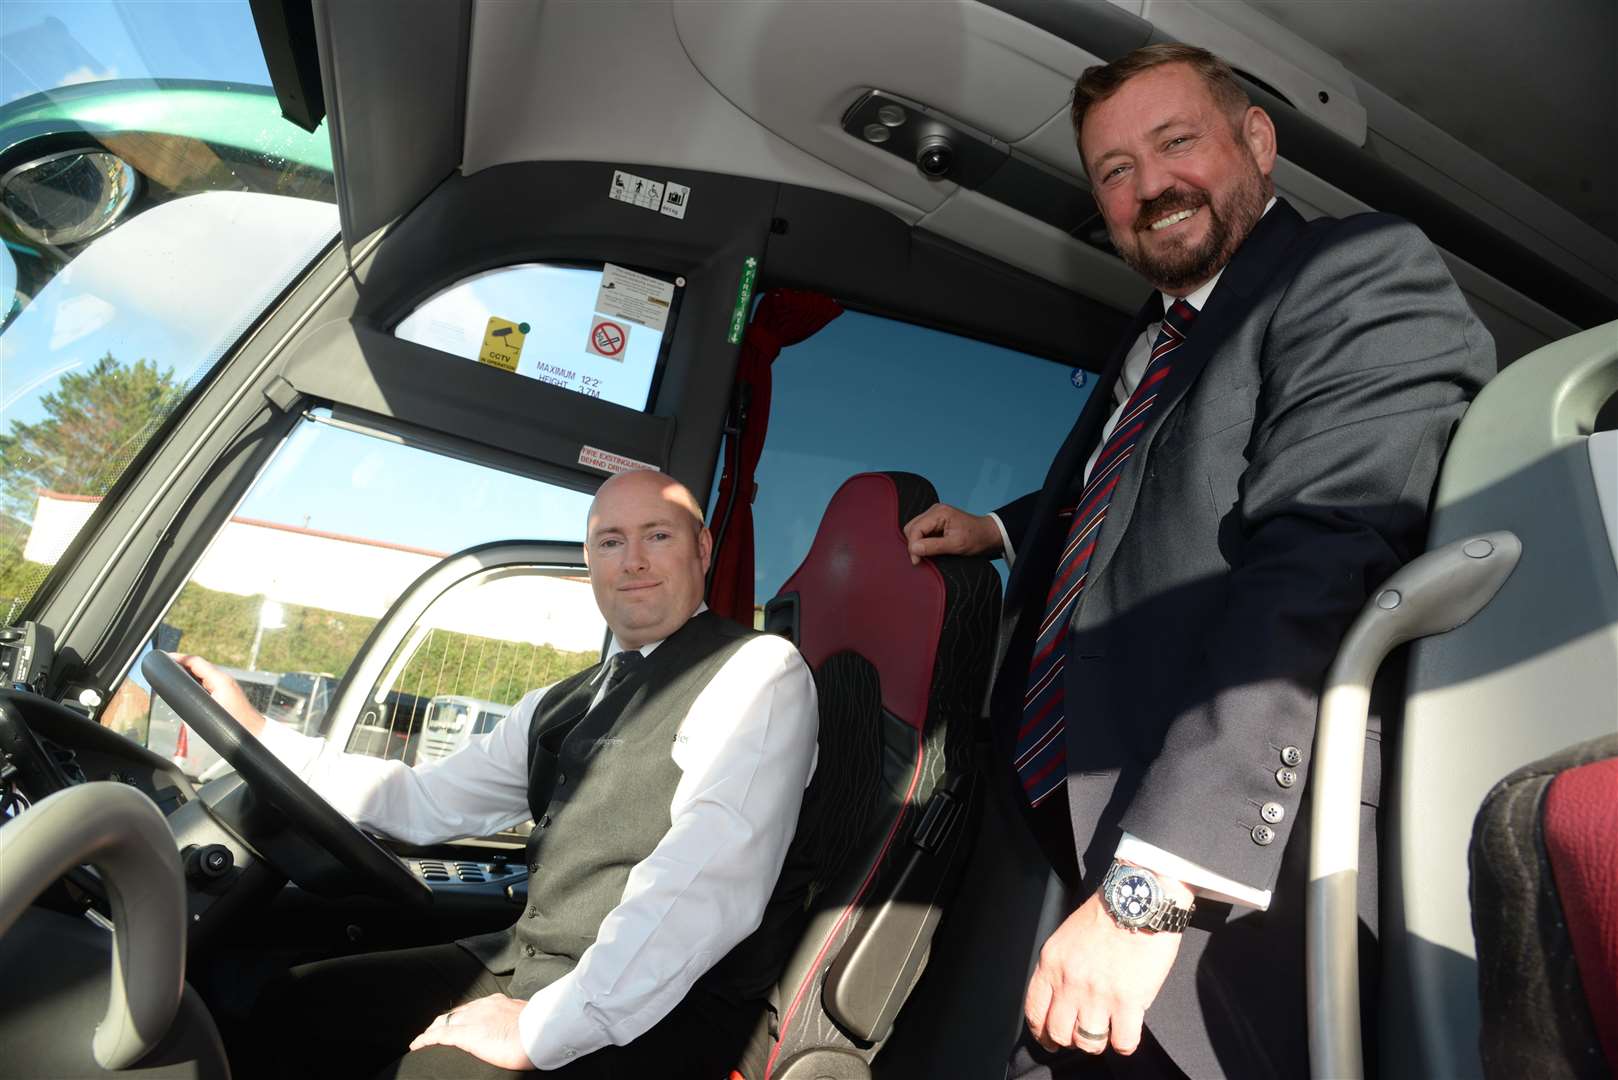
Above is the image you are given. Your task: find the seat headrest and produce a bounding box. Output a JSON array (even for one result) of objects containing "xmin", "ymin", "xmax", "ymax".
[{"xmin": 774, "ymin": 472, "xmax": 945, "ymax": 731}]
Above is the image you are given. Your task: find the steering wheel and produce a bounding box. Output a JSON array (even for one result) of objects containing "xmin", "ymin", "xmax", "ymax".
[{"xmin": 142, "ymin": 652, "xmax": 430, "ymax": 907}]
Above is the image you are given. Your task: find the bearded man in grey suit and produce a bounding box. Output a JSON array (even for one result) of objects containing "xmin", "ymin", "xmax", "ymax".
[{"xmin": 904, "ymin": 43, "xmax": 1494, "ymax": 1079}]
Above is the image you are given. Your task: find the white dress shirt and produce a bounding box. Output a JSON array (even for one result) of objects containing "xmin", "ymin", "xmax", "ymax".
[
  {"xmin": 257, "ymin": 608, "xmax": 820, "ymax": 1068},
  {"xmin": 988, "ymin": 201, "xmax": 1276, "ymax": 910}
]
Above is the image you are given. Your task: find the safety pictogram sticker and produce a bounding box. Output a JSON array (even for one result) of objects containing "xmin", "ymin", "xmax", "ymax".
[
  {"xmin": 660, "ymin": 181, "xmax": 690, "ymax": 219},
  {"xmin": 587, "ymin": 316, "xmax": 629, "ymax": 361},
  {"xmin": 610, "ymin": 169, "xmax": 666, "ymax": 212}
]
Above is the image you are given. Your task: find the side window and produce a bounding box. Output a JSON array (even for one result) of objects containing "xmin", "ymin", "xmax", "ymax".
[
  {"xmin": 109, "ymin": 409, "xmax": 597, "ymax": 787},
  {"xmin": 394, "ymin": 262, "xmax": 681, "ymax": 412},
  {"xmin": 352, "ymin": 567, "xmax": 605, "ymax": 772},
  {"xmin": 750, "ymin": 309, "xmax": 1092, "ymax": 597}
]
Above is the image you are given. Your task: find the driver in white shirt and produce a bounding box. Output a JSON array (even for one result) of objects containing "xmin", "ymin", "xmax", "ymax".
[{"xmin": 178, "ymin": 469, "xmax": 818, "ymax": 1079}]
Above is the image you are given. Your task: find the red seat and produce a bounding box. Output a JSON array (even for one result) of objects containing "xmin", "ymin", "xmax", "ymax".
[
  {"xmin": 745, "ymin": 472, "xmax": 1000, "ymax": 1080},
  {"xmin": 1542, "ymin": 751, "xmax": 1618, "ymax": 1071},
  {"xmin": 1470, "ymin": 733, "xmax": 1618, "ymax": 1077}
]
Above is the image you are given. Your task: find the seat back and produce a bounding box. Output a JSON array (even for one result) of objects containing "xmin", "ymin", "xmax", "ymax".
[
  {"xmin": 755, "ymin": 472, "xmax": 1000, "ymax": 1080},
  {"xmin": 1469, "ymin": 734, "xmax": 1618, "ymax": 1078}
]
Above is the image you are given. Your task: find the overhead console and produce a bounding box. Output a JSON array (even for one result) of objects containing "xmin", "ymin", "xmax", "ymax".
[
  {"xmin": 841, "ymin": 89, "xmax": 1104, "ymax": 248},
  {"xmin": 665, "ymin": 0, "xmax": 1146, "ymax": 312},
  {"xmin": 663, "ymin": 0, "xmax": 1604, "ymax": 340}
]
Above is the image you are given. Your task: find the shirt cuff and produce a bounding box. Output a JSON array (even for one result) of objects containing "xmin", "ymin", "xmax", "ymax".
[
  {"xmin": 1116, "ymin": 832, "xmax": 1272, "ymax": 910},
  {"xmin": 987, "ymin": 511, "xmax": 1016, "ymax": 566},
  {"xmin": 517, "ymin": 975, "xmax": 609, "ymax": 1071},
  {"xmin": 255, "ymin": 717, "xmax": 326, "ymax": 774}
]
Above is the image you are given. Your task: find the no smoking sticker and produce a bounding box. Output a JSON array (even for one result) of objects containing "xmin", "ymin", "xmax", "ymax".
[{"xmin": 587, "ymin": 317, "xmax": 629, "ymax": 361}]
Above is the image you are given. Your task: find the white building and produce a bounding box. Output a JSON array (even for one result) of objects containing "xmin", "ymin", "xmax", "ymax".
[{"xmin": 26, "ymin": 490, "xmax": 604, "ymax": 652}]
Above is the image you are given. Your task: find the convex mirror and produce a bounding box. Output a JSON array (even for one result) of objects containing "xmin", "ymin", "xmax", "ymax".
[{"xmin": 1, "ymin": 148, "xmax": 140, "ymax": 246}]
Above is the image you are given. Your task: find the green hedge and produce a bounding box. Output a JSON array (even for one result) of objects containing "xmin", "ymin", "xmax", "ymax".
[
  {"xmin": 2, "ymin": 562, "xmax": 599, "ymax": 703},
  {"xmin": 166, "ymin": 584, "xmax": 377, "ymax": 676},
  {"xmin": 165, "ymin": 581, "xmax": 598, "ymax": 704}
]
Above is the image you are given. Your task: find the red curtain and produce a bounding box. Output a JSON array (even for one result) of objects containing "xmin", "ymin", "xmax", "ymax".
[{"xmin": 708, "ymin": 288, "xmax": 844, "ymax": 626}]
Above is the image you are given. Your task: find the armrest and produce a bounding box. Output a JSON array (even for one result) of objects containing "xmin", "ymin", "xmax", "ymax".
[
  {"xmin": 822, "ymin": 772, "xmax": 977, "ymax": 1043},
  {"xmin": 1309, "ymin": 531, "xmax": 1519, "ymax": 1080}
]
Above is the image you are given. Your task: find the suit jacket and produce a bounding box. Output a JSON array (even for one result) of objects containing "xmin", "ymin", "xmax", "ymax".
[{"xmin": 992, "ymin": 200, "xmax": 1494, "ymax": 1078}]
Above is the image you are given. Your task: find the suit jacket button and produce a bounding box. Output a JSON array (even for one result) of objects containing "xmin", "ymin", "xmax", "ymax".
[
  {"xmin": 1261, "ymin": 801, "xmax": 1285, "ymax": 824},
  {"xmin": 1280, "ymin": 746, "xmax": 1303, "ymax": 767},
  {"xmin": 1276, "ymin": 767, "xmax": 1298, "ymax": 788},
  {"xmin": 523, "ymin": 944, "xmax": 537, "ymax": 958},
  {"xmin": 539, "ymin": 814, "xmax": 552, "ymax": 829},
  {"xmin": 1252, "ymin": 824, "xmax": 1275, "ymax": 846}
]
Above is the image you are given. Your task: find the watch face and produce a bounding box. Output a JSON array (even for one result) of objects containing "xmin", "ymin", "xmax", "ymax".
[{"xmin": 1107, "ymin": 869, "xmax": 1159, "ymax": 928}]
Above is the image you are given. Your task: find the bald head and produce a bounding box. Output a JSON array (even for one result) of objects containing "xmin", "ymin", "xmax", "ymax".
[
  {"xmin": 584, "ymin": 470, "xmax": 712, "ymax": 648},
  {"xmin": 588, "ymin": 470, "xmax": 705, "ymax": 539}
]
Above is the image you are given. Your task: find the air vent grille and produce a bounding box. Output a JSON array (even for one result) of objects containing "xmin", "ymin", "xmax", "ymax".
[{"xmin": 413, "ymin": 859, "xmax": 503, "ymax": 884}]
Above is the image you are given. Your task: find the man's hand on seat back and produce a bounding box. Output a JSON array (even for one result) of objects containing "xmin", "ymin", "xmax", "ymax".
[
  {"xmin": 902, "ymin": 503, "xmax": 1003, "ymax": 565},
  {"xmin": 409, "ymin": 993, "xmax": 533, "ymax": 1070},
  {"xmin": 172, "ymin": 654, "xmax": 267, "ymax": 737}
]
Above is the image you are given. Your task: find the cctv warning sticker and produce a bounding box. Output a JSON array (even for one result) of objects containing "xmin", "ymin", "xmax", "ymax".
[
  {"xmin": 479, "ymin": 316, "xmax": 529, "ymax": 372},
  {"xmin": 595, "ymin": 263, "xmax": 674, "ymax": 333},
  {"xmin": 586, "ymin": 316, "xmax": 629, "ymax": 361}
]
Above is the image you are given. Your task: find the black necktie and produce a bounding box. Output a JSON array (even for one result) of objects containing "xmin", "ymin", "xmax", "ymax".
[{"xmin": 601, "ymin": 650, "xmax": 643, "ymax": 695}]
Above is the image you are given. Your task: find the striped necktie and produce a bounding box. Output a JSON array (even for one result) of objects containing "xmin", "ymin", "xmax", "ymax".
[{"xmin": 1015, "ymin": 298, "xmax": 1198, "ymax": 807}]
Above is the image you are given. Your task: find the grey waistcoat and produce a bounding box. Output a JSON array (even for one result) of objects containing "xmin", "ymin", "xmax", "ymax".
[{"xmin": 459, "ymin": 611, "xmax": 799, "ymax": 1005}]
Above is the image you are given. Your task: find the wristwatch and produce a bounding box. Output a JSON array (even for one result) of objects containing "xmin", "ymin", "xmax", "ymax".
[{"xmin": 1100, "ymin": 860, "xmax": 1196, "ymax": 933}]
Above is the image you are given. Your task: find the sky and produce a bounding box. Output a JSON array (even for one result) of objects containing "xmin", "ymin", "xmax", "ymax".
[{"xmin": 0, "ymin": 1, "xmax": 269, "ymax": 103}]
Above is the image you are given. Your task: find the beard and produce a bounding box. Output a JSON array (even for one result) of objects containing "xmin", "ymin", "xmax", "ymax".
[{"xmin": 1112, "ymin": 154, "xmax": 1268, "ymax": 293}]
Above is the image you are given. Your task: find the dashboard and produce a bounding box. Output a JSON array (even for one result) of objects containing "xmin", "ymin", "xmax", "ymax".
[
  {"xmin": 1, "ymin": 685, "xmax": 521, "ymax": 932},
  {"xmin": 0, "ymin": 689, "xmax": 194, "ymax": 825}
]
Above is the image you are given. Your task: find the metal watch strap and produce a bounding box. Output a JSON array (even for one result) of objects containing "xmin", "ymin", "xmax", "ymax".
[{"xmin": 1147, "ymin": 901, "xmax": 1195, "ymax": 933}]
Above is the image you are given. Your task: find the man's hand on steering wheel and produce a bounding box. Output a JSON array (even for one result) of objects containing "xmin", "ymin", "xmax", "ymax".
[
  {"xmin": 142, "ymin": 651, "xmax": 430, "ymax": 906},
  {"xmin": 172, "ymin": 655, "xmax": 266, "ymax": 737}
]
